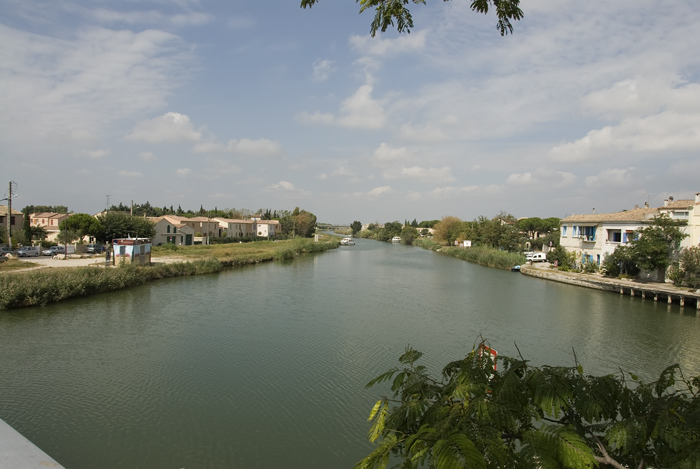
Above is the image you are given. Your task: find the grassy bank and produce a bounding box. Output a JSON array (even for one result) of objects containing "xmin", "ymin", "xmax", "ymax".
[
  {"xmin": 413, "ymin": 238, "xmax": 526, "ymax": 270},
  {"xmin": 1, "ymin": 237, "xmax": 339, "ymax": 310}
]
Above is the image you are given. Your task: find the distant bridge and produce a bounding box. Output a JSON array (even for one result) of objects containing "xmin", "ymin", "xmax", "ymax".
[{"xmin": 317, "ymin": 223, "xmax": 350, "ymax": 231}]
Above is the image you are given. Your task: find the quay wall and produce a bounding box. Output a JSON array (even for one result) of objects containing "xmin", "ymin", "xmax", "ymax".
[{"xmin": 520, "ymin": 265, "xmax": 700, "ymax": 310}]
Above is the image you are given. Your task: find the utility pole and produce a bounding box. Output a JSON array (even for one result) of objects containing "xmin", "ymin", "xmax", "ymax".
[{"xmin": 3, "ymin": 181, "xmax": 17, "ymax": 248}]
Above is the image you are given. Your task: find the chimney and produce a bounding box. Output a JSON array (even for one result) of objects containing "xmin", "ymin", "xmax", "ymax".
[
  {"xmin": 696, "ymin": 193, "xmax": 700, "ymax": 204},
  {"xmin": 592, "ymin": 208, "xmax": 595, "ymax": 214},
  {"xmin": 664, "ymin": 199, "xmax": 669, "ymax": 207},
  {"xmin": 634, "ymin": 205, "xmax": 638, "ymax": 209},
  {"xmin": 644, "ymin": 202, "xmax": 649, "ymax": 208},
  {"xmin": 669, "ymin": 196, "xmax": 674, "ymax": 202}
]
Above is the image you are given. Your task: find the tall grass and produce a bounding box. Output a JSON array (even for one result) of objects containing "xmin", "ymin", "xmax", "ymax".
[
  {"xmin": 413, "ymin": 238, "xmax": 526, "ymax": 270},
  {"xmin": 0, "ymin": 260, "xmax": 223, "ymax": 310},
  {"xmin": 0, "ymin": 237, "xmax": 339, "ymax": 310}
]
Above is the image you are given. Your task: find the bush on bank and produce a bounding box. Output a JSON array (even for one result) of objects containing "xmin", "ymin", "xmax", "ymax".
[{"xmin": 413, "ymin": 238, "xmax": 526, "ymax": 270}]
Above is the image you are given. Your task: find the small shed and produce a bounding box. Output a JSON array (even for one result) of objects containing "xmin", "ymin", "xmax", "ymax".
[{"xmin": 112, "ymin": 238, "xmax": 152, "ymax": 265}]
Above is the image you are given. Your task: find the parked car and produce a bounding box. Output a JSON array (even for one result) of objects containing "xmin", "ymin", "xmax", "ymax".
[
  {"xmin": 86, "ymin": 244, "xmax": 105, "ymax": 254},
  {"xmin": 42, "ymin": 246, "xmax": 66, "ymax": 256},
  {"xmin": 17, "ymin": 246, "xmax": 40, "ymax": 257}
]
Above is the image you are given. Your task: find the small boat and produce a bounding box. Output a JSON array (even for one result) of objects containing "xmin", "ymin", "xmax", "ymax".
[
  {"xmin": 340, "ymin": 237, "xmax": 355, "ymax": 246},
  {"xmin": 391, "ymin": 236, "xmax": 401, "ymax": 243},
  {"xmin": 511, "ymin": 265, "xmax": 521, "ymax": 272}
]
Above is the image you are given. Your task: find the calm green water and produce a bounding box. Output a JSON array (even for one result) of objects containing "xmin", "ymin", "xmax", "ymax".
[{"xmin": 1, "ymin": 239, "xmax": 699, "ymax": 468}]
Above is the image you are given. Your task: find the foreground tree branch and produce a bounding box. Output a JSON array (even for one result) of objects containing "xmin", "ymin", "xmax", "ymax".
[
  {"xmin": 355, "ymin": 341, "xmax": 700, "ymax": 469},
  {"xmin": 300, "ymin": 0, "xmax": 524, "ymax": 37}
]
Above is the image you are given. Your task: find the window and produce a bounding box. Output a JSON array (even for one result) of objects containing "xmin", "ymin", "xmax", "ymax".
[
  {"xmin": 562, "ymin": 226, "xmax": 568, "ymax": 236},
  {"xmin": 173, "ymin": 226, "xmax": 177, "ymax": 233},
  {"xmin": 167, "ymin": 225, "xmax": 170, "ymax": 233}
]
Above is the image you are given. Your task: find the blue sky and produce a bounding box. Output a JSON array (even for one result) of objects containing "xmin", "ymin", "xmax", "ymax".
[{"xmin": 2, "ymin": 0, "xmax": 699, "ymax": 224}]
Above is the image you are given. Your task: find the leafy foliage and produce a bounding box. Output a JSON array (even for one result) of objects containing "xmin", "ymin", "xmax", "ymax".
[
  {"xmin": 629, "ymin": 214, "xmax": 687, "ymax": 273},
  {"xmin": 399, "ymin": 225, "xmax": 419, "ymax": 245},
  {"xmin": 671, "ymin": 246, "xmax": 700, "ymax": 289},
  {"xmin": 357, "ymin": 342, "xmax": 700, "ymax": 469},
  {"xmin": 351, "ymin": 221, "xmax": 363, "ymax": 236},
  {"xmin": 95, "ymin": 212, "xmax": 156, "ymax": 242},
  {"xmin": 300, "ymin": 0, "xmax": 524, "ymax": 37}
]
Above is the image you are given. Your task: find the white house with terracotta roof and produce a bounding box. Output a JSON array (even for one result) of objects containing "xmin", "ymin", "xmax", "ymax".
[
  {"xmin": 148, "ymin": 217, "xmax": 196, "ymax": 246},
  {"xmin": 560, "ymin": 193, "xmax": 700, "ymax": 265},
  {"xmin": 213, "ymin": 218, "xmax": 254, "ymax": 238},
  {"xmin": 251, "ymin": 218, "xmax": 280, "ymax": 237},
  {"xmin": 657, "ymin": 195, "xmax": 700, "ymax": 249},
  {"xmin": 560, "ymin": 205, "xmax": 658, "ymax": 265}
]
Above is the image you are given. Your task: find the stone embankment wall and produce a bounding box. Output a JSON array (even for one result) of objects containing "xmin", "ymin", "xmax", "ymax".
[{"xmin": 520, "ymin": 265, "xmax": 700, "ymax": 310}]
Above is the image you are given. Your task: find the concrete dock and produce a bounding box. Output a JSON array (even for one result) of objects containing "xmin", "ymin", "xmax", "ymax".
[
  {"xmin": 520, "ymin": 264, "xmax": 700, "ymax": 309},
  {"xmin": 0, "ymin": 418, "xmax": 64, "ymax": 468}
]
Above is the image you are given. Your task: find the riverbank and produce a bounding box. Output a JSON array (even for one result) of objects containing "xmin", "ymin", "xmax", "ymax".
[
  {"xmin": 413, "ymin": 238, "xmax": 526, "ymax": 270},
  {"xmin": 0, "ymin": 237, "xmax": 339, "ymax": 310},
  {"xmin": 521, "ymin": 262, "xmax": 700, "ymax": 309}
]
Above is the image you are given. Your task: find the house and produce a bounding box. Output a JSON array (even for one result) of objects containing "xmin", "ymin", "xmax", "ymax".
[
  {"xmin": 153, "ymin": 215, "xmax": 221, "ymax": 243},
  {"xmin": 148, "ymin": 217, "xmax": 196, "ymax": 246},
  {"xmin": 0, "ymin": 205, "xmax": 24, "ymax": 243},
  {"xmin": 657, "ymin": 195, "xmax": 699, "ymax": 249},
  {"xmin": 559, "ymin": 205, "xmax": 658, "ymax": 266},
  {"xmin": 213, "ymin": 218, "xmax": 255, "ymax": 238},
  {"xmin": 559, "ymin": 192, "xmax": 700, "ymax": 265},
  {"xmin": 251, "ymin": 218, "xmax": 280, "ymax": 237},
  {"xmin": 29, "ymin": 212, "xmax": 72, "ymax": 242}
]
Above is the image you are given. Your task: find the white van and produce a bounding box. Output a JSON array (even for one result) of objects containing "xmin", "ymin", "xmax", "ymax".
[{"xmin": 529, "ymin": 252, "xmax": 547, "ymax": 262}]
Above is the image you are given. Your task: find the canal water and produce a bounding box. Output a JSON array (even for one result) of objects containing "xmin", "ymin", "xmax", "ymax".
[{"xmin": 1, "ymin": 238, "xmax": 699, "ymax": 468}]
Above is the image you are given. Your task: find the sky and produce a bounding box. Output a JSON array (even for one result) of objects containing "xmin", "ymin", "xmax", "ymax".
[{"xmin": 1, "ymin": 0, "xmax": 699, "ymax": 225}]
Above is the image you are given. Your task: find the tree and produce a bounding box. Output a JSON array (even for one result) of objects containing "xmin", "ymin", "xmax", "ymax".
[
  {"xmin": 433, "ymin": 216, "xmax": 464, "ymax": 246},
  {"xmin": 671, "ymin": 246, "xmax": 700, "ymax": 289},
  {"xmin": 351, "ymin": 221, "xmax": 363, "ymax": 236},
  {"xmin": 377, "ymin": 221, "xmax": 403, "ymax": 242},
  {"xmin": 399, "ymin": 225, "xmax": 418, "ymax": 245},
  {"xmin": 356, "ymin": 341, "xmax": 700, "ymax": 469},
  {"xmin": 56, "ymin": 229, "xmax": 79, "ymax": 258},
  {"xmin": 300, "ymin": 0, "xmax": 524, "ymax": 37},
  {"xmin": 59, "ymin": 213, "xmax": 102, "ymax": 243},
  {"xmin": 29, "ymin": 226, "xmax": 48, "ymax": 243},
  {"xmin": 95, "ymin": 212, "xmax": 156, "ymax": 243},
  {"xmin": 630, "ymin": 214, "xmax": 688, "ymax": 279}
]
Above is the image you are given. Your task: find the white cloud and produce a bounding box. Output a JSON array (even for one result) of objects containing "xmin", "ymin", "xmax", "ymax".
[
  {"xmin": 0, "ymin": 25, "xmax": 191, "ymax": 142},
  {"xmin": 506, "ymin": 168, "xmax": 576, "ymax": 188},
  {"xmin": 299, "ymin": 82, "xmax": 386, "ymax": 130},
  {"xmin": 585, "ymin": 167, "xmax": 640, "ymax": 188},
  {"xmin": 367, "ymin": 186, "xmax": 391, "ymax": 198},
  {"xmin": 373, "ymin": 143, "xmax": 411, "ymax": 162},
  {"xmin": 192, "ymin": 138, "xmax": 282, "ymax": 157},
  {"xmin": 126, "ymin": 112, "xmax": 202, "ymax": 143},
  {"xmin": 176, "ymin": 168, "xmax": 192, "ymax": 177},
  {"xmin": 430, "ymin": 185, "xmax": 501, "ymax": 199},
  {"xmin": 265, "ymin": 181, "xmax": 311, "ymax": 197},
  {"xmin": 337, "ymin": 84, "xmax": 386, "ymax": 129},
  {"xmin": 312, "ymin": 58, "xmax": 334, "ymax": 82},
  {"xmin": 382, "ymin": 166, "xmax": 455, "ymax": 183},
  {"xmin": 549, "ymin": 111, "xmax": 700, "ymax": 161}
]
